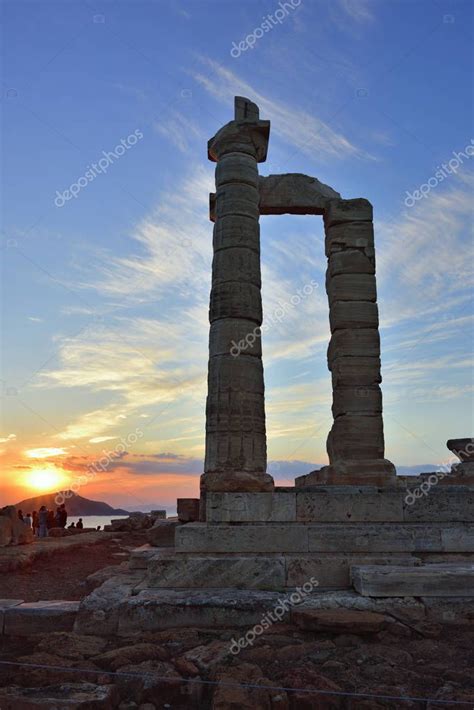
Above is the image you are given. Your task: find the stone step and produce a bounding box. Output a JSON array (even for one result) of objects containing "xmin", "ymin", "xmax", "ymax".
[
  {"xmin": 147, "ymin": 519, "xmax": 182, "ymax": 547},
  {"xmin": 118, "ymin": 588, "xmax": 287, "ymax": 635},
  {"xmin": 129, "ymin": 543, "xmax": 172, "ymax": 569},
  {"xmin": 82, "ymin": 586, "xmax": 474, "ymax": 637},
  {"xmin": 175, "ymin": 522, "xmax": 474, "ymax": 554},
  {"xmin": 0, "ymin": 600, "xmax": 24, "ymax": 633},
  {"xmin": 351, "ymin": 563, "xmax": 474, "ymax": 597},
  {"xmin": 206, "ymin": 486, "xmax": 474, "ymax": 523},
  {"xmin": 3, "ymin": 600, "xmax": 79, "ymax": 635},
  {"xmin": 146, "ymin": 551, "xmax": 419, "ymax": 590},
  {"xmin": 0, "ymin": 684, "xmax": 118, "ymax": 708}
]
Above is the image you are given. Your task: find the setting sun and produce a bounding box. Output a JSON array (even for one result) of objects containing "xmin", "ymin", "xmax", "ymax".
[{"xmin": 24, "ymin": 467, "xmax": 69, "ymax": 492}]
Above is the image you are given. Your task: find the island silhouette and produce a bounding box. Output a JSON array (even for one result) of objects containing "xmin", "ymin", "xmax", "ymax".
[{"xmin": 12, "ymin": 491, "xmax": 129, "ymax": 516}]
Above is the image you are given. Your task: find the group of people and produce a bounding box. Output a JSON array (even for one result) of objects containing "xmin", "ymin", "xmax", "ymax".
[{"xmin": 18, "ymin": 505, "xmax": 84, "ymax": 538}]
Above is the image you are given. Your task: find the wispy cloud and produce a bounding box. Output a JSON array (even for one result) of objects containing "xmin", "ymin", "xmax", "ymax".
[
  {"xmin": 25, "ymin": 447, "xmax": 67, "ymax": 458},
  {"xmin": 82, "ymin": 165, "xmax": 213, "ymax": 302},
  {"xmin": 36, "ymin": 316, "xmax": 206, "ymax": 442},
  {"xmin": 191, "ymin": 56, "xmax": 374, "ymax": 162},
  {"xmin": 336, "ymin": 0, "xmax": 374, "ymax": 24},
  {"xmin": 378, "ymin": 172, "xmax": 473, "ymax": 330},
  {"xmin": 89, "ymin": 436, "xmax": 118, "ymax": 444},
  {"xmin": 154, "ymin": 110, "xmax": 203, "ymax": 153}
]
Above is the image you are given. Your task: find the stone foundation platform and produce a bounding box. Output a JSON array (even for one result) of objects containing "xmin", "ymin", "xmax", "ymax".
[
  {"xmin": 175, "ymin": 522, "xmax": 474, "ymax": 553},
  {"xmin": 73, "ymin": 579, "xmax": 474, "ymax": 637},
  {"xmin": 70, "ymin": 482, "xmax": 474, "ymax": 635},
  {"xmin": 205, "ymin": 484, "xmax": 474, "ymax": 523},
  {"xmin": 132, "ymin": 485, "xmax": 474, "ymax": 591}
]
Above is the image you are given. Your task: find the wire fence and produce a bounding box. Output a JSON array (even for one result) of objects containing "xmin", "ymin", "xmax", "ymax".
[{"xmin": 0, "ymin": 659, "xmax": 472, "ymax": 707}]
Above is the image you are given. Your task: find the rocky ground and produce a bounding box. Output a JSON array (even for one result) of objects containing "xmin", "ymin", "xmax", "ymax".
[
  {"xmin": 0, "ymin": 615, "xmax": 473, "ymax": 708},
  {"xmin": 0, "ymin": 532, "xmax": 146, "ymax": 601},
  {"xmin": 0, "ymin": 529, "xmax": 473, "ymax": 708}
]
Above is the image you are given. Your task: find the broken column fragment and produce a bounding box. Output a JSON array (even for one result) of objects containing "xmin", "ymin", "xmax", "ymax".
[{"xmin": 299, "ymin": 198, "xmax": 397, "ymax": 487}]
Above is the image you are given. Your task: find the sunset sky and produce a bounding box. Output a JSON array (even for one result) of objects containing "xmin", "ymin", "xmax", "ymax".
[{"xmin": 2, "ymin": 0, "xmax": 473, "ymax": 511}]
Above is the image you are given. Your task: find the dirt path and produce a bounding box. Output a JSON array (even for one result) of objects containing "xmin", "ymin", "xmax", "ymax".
[{"xmin": 0, "ymin": 532, "xmax": 146, "ymax": 601}]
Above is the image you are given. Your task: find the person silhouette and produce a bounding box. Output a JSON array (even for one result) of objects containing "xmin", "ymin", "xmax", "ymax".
[{"xmin": 38, "ymin": 506, "xmax": 48, "ymax": 538}]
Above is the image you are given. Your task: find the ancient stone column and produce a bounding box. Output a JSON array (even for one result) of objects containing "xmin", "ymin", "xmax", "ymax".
[
  {"xmin": 200, "ymin": 97, "xmax": 274, "ymax": 495},
  {"xmin": 324, "ymin": 198, "xmax": 396, "ymax": 484},
  {"xmin": 298, "ymin": 198, "xmax": 397, "ymax": 487}
]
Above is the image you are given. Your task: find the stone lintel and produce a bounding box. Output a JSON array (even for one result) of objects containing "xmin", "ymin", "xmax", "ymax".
[
  {"xmin": 258, "ymin": 173, "xmax": 340, "ymax": 215},
  {"xmin": 212, "ymin": 173, "xmax": 343, "ymax": 219}
]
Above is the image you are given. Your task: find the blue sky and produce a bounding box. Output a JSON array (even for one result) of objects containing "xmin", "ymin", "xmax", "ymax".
[{"xmin": 1, "ymin": 0, "xmax": 473, "ymax": 508}]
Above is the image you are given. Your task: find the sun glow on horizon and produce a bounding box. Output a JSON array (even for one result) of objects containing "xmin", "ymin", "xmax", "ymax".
[
  {"xmin": 24, "ymin": 466, "xmax": 69, "ymax": 492},
  {"xmin": 25, "ymin": 447, "xmax": 67, "ymax": 459}
]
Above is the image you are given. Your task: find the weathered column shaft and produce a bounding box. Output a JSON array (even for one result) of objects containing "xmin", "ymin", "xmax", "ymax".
[
  {"xmin": 201, "ymin": 98, "xmax": 274, "ymax": 494},
  {"xmin": 325, "ymin": 199, "xmax": 384, "ymax": 459},
  {"xmin": 315, "ymin": 198, "xmax": 396, "ymax": 485},
  {"xmin": 206, "ymin": 153, "xmax": 266, "ymax": 474}
]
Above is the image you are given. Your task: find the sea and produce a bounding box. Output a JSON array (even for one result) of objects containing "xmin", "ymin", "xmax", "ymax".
[
  {"xmin": 67, "ymin": 512, "xmax": 177, "ymax": 529},
  {"xmin": 67, "ymin": 515, "xmax": 124, "ymax": 529}
]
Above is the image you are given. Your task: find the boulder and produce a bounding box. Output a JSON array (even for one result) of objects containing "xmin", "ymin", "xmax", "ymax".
[
  {"xmin": 276, "ymin": 665, "xmax": 342, "ymax": 709},
  {"xmin": 4, "ymin": 600, "xmax": 79, "ymax": 635},
  {"xmin": 0, "ymin": 682, "xmax": 118, "ymax": 708},
  {"xmin": 212, "ymin": 662, "xmax": 289, "ymax": 710},
  {"xmin": 47, "ymin": 527, "xmax": 73, "ymax": 537},
  {"xmin": 107, "ymin": 513, "xmax": 155, "ymax": 532},
  {"xmin": 114, "ymin": 660, "xmax": 184, "ymax": 707},
  {"xmin": 150, "ymin": 510, "xmax": 166, "ymax": 519},
  {"xmin": 184, "ymin": 640, "xmax": 231, "ymax": 673},
  {"xmin": 94, "ymin": 643, "xmax": 167, "ymax": 671},
  {"xmin": 291, "ymin": 608, "xmax": 388, "ymax": 635},
  {"xmin": 36, "ymin": 632, "xmax": 107, "ymax": 659},
  {"xmin": 173, "ymin": 656, "xmax": 200, "ymax": 677},
  {"xmin": 0, "ymin": 506, "xmax": 33, "ymax": 545},
  {"xmin": 0, "ymin": 516, "xmax": 13, "ymax": 546},
  {"xmin": 147, "ymin": 520, "xmax": 181, "ymax": 547},
  {"xmin": 177, "ymin": 498, "xmax": 200, "ymax": 523}
]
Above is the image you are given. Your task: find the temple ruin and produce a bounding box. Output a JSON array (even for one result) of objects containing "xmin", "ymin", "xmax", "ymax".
[
  {"xmin": 202, "ymin": 95, "xmax": 396, "ymax": 501},
  {"xmin": 72, "ymin": 97, "xmax": 474, "ymax": 636}
]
